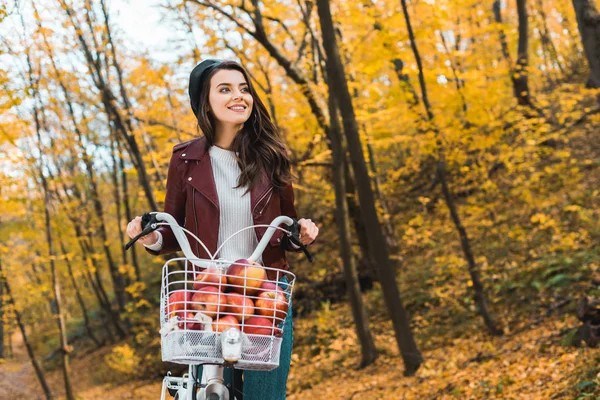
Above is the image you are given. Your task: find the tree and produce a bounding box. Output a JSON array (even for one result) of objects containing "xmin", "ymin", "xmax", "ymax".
[
  {"xmin": 572, "ymin": 0, "xmax": 600, "ymax": 88},
  {"xmin": 493, "ymin": 0, "xmax": 535, "ymax": 107},
  {"xmin": 316, "ymin": 0, "xmax": 423, "ymax": 375},
  {"xmin": 398, "ymin": 0, "xmax": 502, "ymax": 336}
]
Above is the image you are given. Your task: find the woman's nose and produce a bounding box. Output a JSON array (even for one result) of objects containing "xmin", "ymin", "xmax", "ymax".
[{"xmin": 232, "ymin": 89, "xmax": 244, "ymax": 100}]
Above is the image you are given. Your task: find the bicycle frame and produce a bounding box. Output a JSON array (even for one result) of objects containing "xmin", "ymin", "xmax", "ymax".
[{"xmin": 152, "ymin": 212, "xmax": 298, "ymax": 400}]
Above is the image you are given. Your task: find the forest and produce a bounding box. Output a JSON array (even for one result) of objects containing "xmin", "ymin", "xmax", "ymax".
[{"xmin": 1, "ymin": 0, "xmax": 600, "ymax": 398}]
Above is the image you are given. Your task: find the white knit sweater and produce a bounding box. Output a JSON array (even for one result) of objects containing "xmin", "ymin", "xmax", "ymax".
[{"xmin": 145, "ymin": 145, "xmax": 261, "ymax": 262}]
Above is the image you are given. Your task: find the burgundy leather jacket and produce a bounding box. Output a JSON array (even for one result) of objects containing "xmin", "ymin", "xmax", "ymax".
[{"xmin": 147, "ymin": 136, "xmax": 300, "ymax": 276}]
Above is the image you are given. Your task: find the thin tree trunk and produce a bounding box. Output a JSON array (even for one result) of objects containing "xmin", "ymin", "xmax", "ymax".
[
  {"xmin": 493, "ymin": 0, "xmax": 534, "ymax": 106},
  {"xmin": 515, "ymin": 0, "xmax": 533, "ymax": 105},
  {"xmin": 33, "ymin": 138, "xmax": 76, "ymax": 400},
  {"xmin": 51, "ymin": 180, "xmax": 120, "ymax": 341},
  {"xmin": 117, "ymin": 137, "xmax": 141, "ymax": 281},
  {"xmin": 43, "ymin": 197, "xmax": 76, "ymax": 400},
  {"xmin": 1, "ymin": 264, "xmax": 54, "ymax": 400},
  {"xmin": 25, "ymin": 42, "xmax": 76, "ymax": 398},
  {"xmin": 536, "ymin": 0, "xmax": 566, "ymax": 75},
  {"xmin": 109, "ymin": 137, "xmax": 133, "ymax": 286},
  {"xmin": 399, "ymin": 0, "xmax": 502, "ymax": 335},
  {"xmin": 316, "ymin": 0, "xmax": 423, "ymax": 375},
  {"xmin": 572, "ymin": 0, "xmax": 600, "ymax": 88},
  {"xmin": 57, "ymin": 235, "xmax": 103, "ymax": 347},
  {"xmin": 438, "ymin": 163, "xmax": 501, "ymax": 333},
  {"xmin": 328, "ymin": 92, "xmax": 378, "ymax": 367}
]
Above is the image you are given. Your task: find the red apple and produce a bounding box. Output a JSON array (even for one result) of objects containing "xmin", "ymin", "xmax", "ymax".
[
  {"xmin": 242, "ymin": 316, "xmax": 280, "ymax": 336},
  {"xmin": 190, "ymin": 286, "xmax": 226, "ymax": 318},
  {"xmin": 178, "ymin": 311, "xmax": 203, "ymax": 330},
  {"xmin": 255, "ymin": 290, "xmax": 289, "ymax": 322},
  {"xmin": 193, "ymin": 267, "xmax": 227, "ymax": 290},
  {"xmin": 167, "ymin": 290, "xmax": 192, "ymax": 318},
  {"xmin": 227, "ymin": 259, "xmax": 267, "ymax": 296},
  {"xmin": 225, "ymin": 292, "xmax": 255, "ymax": 322},
  {"xmin": 258, "ymin": 281, "xmax": 288, "ymax": 294},
  {"xmin": 212, "ymin": 315, "xmax": 240, "ymax": 333}
]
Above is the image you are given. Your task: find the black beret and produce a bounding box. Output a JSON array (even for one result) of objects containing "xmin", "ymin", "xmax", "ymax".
[{"xmin": 188, "ymin": 59, "xmax": 221, "ymax": 117}]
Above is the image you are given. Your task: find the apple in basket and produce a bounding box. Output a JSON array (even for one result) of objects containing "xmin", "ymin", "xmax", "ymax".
[
  {"xmin": 190, "ymin": 286, "xmax": 226, "ymax": 318},
  {"xmin": 167, "ymin": 290, "xmax": 192, "ymax": 318},
  {"xmin": 255, "ymin": 290, "xmax": 288, "ymax": 322},
  {"xmin": 227, "ymin": 259, "xmax": 267, "ymax": 296},
  {"xmin": 178, "ymin": 311, "xmax": 203, "ymax": 330},
  {"xmin": 212, "ymin": 315, "xmax": 240, "ymax": 333},
  {"xmin": 258, "ymin": 281, "xmax": 288, "ymax": 294},
  {"xmin": 193, "ymin": 266, "xmax": 227, "ymax": 290},
  {"xmin": 225, "ymin": 292, "xmax": 255, "ymax": 322},
  {"xmin": 242, "ymin": 316, "xmax": 281, "ymax": 336}
]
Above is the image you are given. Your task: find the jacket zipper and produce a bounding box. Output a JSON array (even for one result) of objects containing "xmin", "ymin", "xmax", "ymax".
[
  {"xmin": 258, "ymin": 189, "xmax": 273, "ymax": 216},
  {"xmin": 253, "ymin": 187, "xmax": 273, "ymax": 215},
  {"xmin": 192, "ymin": 187, "xmax": 200, "ymax": 257}
]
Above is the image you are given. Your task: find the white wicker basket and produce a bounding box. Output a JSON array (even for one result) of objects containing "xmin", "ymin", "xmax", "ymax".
[{"xmin": 160, "ymin": 258, "xmax": 295, "ymax": 371}]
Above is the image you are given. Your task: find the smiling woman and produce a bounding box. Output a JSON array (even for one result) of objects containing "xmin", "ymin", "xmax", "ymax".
[{"xmin": 126, "ymin": 59, "xmax": 320, "ymax": 400}]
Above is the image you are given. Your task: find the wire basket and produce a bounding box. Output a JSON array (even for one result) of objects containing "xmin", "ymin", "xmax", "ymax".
[{"xmin": 160, "ymin": 257, "xmax": 295, "ymax": 370}]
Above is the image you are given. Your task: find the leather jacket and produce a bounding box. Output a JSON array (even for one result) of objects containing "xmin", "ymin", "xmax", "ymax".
[{"xmin": 146, "ymin": 136, "xmax": 300, "ymax": 277}]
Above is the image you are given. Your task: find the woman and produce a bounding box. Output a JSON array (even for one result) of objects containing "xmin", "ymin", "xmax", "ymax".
[{"xmin": 126, "ymin": 59, "xmax": 319, "ymax": 399}]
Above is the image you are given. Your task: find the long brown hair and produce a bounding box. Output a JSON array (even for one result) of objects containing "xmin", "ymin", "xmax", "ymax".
[{"xmin": 194, "ymin": 60, "xmax": 293, "ymax": 191}]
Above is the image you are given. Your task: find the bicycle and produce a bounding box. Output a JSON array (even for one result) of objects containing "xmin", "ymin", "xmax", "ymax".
[{"xmin": 125, "ymin": 212, "xmax": 312, "ymax": 400}]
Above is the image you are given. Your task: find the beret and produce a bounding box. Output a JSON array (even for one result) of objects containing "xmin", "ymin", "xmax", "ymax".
[{"xmin": 188, "ymin": 59, "xmax": 221, "ymax": 116}]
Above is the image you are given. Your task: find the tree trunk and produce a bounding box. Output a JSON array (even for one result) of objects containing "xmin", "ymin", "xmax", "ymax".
[
  {"xmin": 316, "ymin": 0, "xmax": 423, "ymax": 375},
  {"xmin": 328, "ymin": 90, "xmax": 378, "ymax": 368},
  {"xmin": 400, "ymin": 0, "xmax": 502, "ymax": 335},
  {"xmin": 573, "ymin": 0, "xmax": 600, "ymax": 88},
  {"xmin": 117, "ymin": 137, "xmax": 141, "ymax": 281},
  {"xmin": 43, "ymin": 197, "xmax": 76, "ymax": 400},
  {"xmin": 515, "ymin": 0, "xmax": 533, "ymax": 106},
  {"xmin": 109, "ymin": 137, "xmax": 134, "ymax": 287},
  {"xmin": 438, "ymin": 163, "xmax": 502, "ymax": 335},
  {"xmin": 493, "ymin": 0, "xmax": 534, "ymax": 106},
  {"xmin": 25, "ymin": 39, "xmax": 76, "ymax": 399},
  {"xmin": 535, "ymin": 0, "xmax": 566, "ymax": 75},
  {"xmin": 1, "ymin": 269, "xmax": 54, "ymax": 399},
  {"xmin": 57, "ymin": 235, "xmax": 103, "ymax": 347}
]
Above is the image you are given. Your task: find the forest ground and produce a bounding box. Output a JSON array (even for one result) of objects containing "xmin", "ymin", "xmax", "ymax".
[{"xmin": 1, "ymin": 294, "xmax": 598, "ymax": 400}]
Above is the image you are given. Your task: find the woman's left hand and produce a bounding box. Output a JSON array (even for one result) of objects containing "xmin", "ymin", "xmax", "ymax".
[{"xmin": 297, "ymin": 218, "xmax": 319, "ymax": 245}]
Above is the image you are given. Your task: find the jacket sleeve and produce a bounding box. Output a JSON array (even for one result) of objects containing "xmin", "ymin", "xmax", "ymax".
[
  {"xmin": 279, "ymin": 183, "xmax": 304, "ymax": 253},
  {"xmin": 145, "ymin": 148, "xmax": 187, "ymax": 256}
]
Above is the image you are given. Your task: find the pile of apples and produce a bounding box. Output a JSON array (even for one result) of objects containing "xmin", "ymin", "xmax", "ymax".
[{"xmin": 166, "ymin": 259, "xmax": 289, "ymax": 337}]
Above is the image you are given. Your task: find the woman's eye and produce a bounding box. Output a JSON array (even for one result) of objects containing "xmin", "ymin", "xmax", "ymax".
[
  {"xmin": 220, "ymin": 88, "xmax": 230, "ymax": 93},
  {"xmin": 241, "ymin": 87, "xmax": 249, "ymax": 93}
]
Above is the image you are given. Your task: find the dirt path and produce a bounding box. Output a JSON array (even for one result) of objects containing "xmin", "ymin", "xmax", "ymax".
[
  {"xmin": 0, "ymin": 332, "xmax": 46, "ymax": 398},
  {"xmin": 0, "ymin": 331, "xmax": 163, "ymax": 399}
]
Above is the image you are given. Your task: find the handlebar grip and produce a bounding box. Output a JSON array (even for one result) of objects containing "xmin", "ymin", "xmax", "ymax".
[
  {"xmin": 287, "ymin": 220, "xmax": 314, "ymax": 263},
  {"xmin": 125, "ymin": 212, "xmax": 159, "ymax": 251}
]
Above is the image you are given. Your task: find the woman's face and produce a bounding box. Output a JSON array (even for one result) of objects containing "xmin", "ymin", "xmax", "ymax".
[{"xmin": 208, "ymin": 69, "xmax": 254, "ymax": 127}]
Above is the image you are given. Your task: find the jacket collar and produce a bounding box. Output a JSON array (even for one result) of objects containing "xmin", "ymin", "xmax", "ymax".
[{"xmin": 181, "ymin": 136, "xmax": 272, "ymax": 211}]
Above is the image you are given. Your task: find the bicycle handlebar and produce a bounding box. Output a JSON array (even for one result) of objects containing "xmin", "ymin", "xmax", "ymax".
[{"xmin": 124, "ymin": 212, "xmax": 313, "ymax": 266}]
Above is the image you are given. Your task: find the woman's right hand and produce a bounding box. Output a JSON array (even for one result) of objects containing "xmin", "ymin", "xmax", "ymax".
[{"xmin": 126, "ymin": 216, "xmax": 159, "ymax": 246}]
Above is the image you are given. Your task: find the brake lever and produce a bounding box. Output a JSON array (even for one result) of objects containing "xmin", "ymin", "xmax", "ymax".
[
  {"xmin": 288, "ymin": 220, "xmax": 313, "ymax": 263},
  {"xmin": 124, "ymin": 212, "xmax": 159, "ymax": 251}
]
